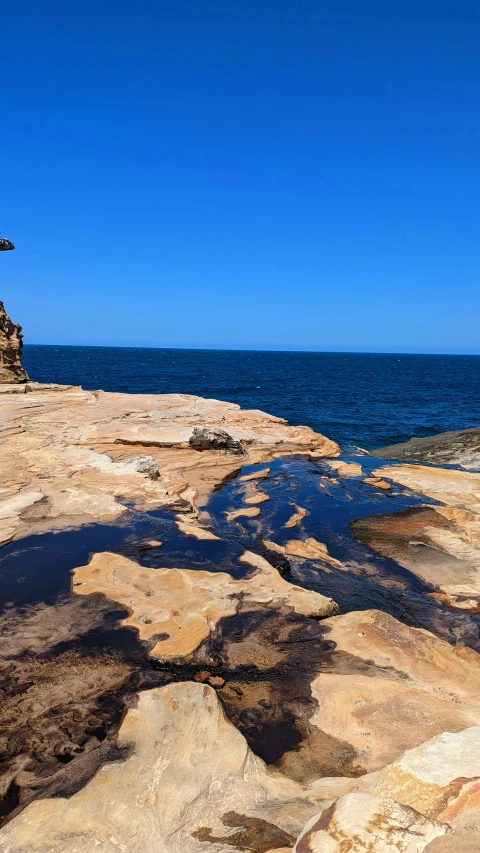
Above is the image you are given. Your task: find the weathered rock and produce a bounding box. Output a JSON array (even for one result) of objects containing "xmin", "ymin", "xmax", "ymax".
[
  {"xmin": 0, "ymin": 386, "xmax": 338, "ymax": 542},
  {"xmin": 362, "ymin": 475, "xmax": 392, "ymax": 490},
  {"xmin": 262, "ymin": 536, "xmax": 343, "ymax": 567},
  {"xmin": 128, "ymin": 455, "xmax": 160, "ymax": 479},
  {"xmin": 372, "ymin": 727, "xmax": 480, "ymax": 822},
  {"xmin": 284, "ymin": 538, "xmax": 343, "ymax": 566},
  {"xmin": 189, "ymin": 426, "xmax": 244, "ymax": 455},
  {"xmin": 243, "ymin": 483, "xmax": 270, "ymax": 504},
  {"xmin": 0, "ymin": 302, "xmax": 29, "ymax": 384},
  {"xmin": 239, "ymin": 467, "xmax": 271, "ymax": 482},
  {"xmin": 351, "ymin": 465, "xmax": 480, "ymax": 601},
  {"xmin": 284, "ymin": 504, "xmax": 309, "ymax": 529},
  {"xmin": 226, "ymin": 506, "xmax": 261, "ymax": 521},
  {"xmin": 425, "ymin": 804, "xmax": 480, "ymax": 852},
  {"xmin": 306, "ymin": 610, "xmax": 480, "ymax": 773},
  {"xmin": 326, "ymin": 460, "xmax": 363, "ymax": 478},
  {"xmin": 293, "ymin": 793, "xmax": 449, "ymax": 853},
  {"xmin": 0, "ymin": 682, "xmax": 333, "ymax": 853},
  {"xmin": 373, "ymin": 464, "xmax": 480, "ymax": 514},
  {"xmin": 72, "ymin": 551, "xmax": 338, "ymax": 660},
  {"xmin": 372, "ymin": 427, "xmax": 480, "ymax": 471},
  {"xmin": 0, "ymin": 594, "xmax": 138, "ymax": 820}
]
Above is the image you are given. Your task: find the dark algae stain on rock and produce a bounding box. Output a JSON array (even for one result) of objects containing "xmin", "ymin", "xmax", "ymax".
[
  {"xmin": 195, "ymin": 609, "xmax": 365, "ymax": 781},
  {"xmin": 193, "ymin": 811, "xmax": 296, "ymax": 852},
  {"xmin": 1, "ymin": 451, "xmax": 480, "ymax": 835}
]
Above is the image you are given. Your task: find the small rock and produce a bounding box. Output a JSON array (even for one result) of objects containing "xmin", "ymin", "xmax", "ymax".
[
  {"xmin": 131, "ymin": 455, "xmax": 160, "ymax": 479},
  {"xmin": 363, "ymin": 476, "xmax": 392, "ymax": 490},
  {"xmin": 194, "ymin": 671, "xmax": 211, "ymax": 683},
  {"xmin": 208, "ymin": 676, "xmax": 225, "ymax": 688}
]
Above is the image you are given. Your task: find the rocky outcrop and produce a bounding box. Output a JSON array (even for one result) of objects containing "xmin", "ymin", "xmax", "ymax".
[
  {"xmin": 0, "ymin": 386, "xmax": 339, "ymax": 544},
  {"xmin": 0, "ymin": 301, "xmax": 29, "ymax": 384},
  {"xmin": 372, "ymin": 427, "xmax": 480, "ymax": 471},
  {"xmin": 0, "ymin": 683, "xmax": 332, "ymax": 853}
]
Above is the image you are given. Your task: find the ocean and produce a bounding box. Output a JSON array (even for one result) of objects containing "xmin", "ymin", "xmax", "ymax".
[{"xmin": 23, "ymin": 346, "xmax": 480, "ymax": 449}]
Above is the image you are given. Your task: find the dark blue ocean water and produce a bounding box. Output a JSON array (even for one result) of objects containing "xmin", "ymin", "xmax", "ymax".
[{"xmin": 23, "ymin": 345, "xmax": 480, "ymax": 450}]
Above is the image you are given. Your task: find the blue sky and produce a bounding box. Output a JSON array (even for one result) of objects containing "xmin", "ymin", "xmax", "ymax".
[{"xmin": 2, "ymin": 1, "xmax": 479, "ymax": 352}]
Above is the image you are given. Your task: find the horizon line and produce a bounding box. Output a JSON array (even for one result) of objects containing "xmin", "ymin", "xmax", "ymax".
[{"xmin": 23, "ymin": 343, "xmax": 480, "ymax": 357}]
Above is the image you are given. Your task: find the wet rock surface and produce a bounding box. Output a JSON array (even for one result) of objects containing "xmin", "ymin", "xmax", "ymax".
[{"xmin": 2, "ymin": 393, "xmax": 480, "ymax": 851}]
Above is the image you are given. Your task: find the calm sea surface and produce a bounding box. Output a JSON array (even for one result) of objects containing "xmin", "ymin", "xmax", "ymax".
[{"xmin": 23, "ymin": 346, "xmax": 480, "ymax": 450}]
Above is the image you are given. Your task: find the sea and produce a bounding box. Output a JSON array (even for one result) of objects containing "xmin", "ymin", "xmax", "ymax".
[{"xmin": 23, "ymin": 345, "xmax": 480, "ymax": 450}]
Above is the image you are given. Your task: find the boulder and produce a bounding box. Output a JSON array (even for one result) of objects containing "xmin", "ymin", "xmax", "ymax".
[
  {"xmin": 189, "ymin": 426, "xmax": 244, "ymax": 455},
  {"xmin": 293, "ymin": 793, "xmax": 449, "ymax": 853}
]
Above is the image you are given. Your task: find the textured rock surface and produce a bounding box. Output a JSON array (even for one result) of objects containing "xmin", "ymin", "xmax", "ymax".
[
  {"xmin": 293, "ymin": 793, "xmax": 448, "ymax": 853},
  {"xmin": 0, "ymin": 301, "xmax": 29, "ymax": 384},
  {"xmin": 306, "ymin": 610, "xmax": 480, "ymax": 772},
  {"xmin": 0, "ymin": 385, "xmax": 339, "ymax": 543},
  {"xmin": 372, "ymin": 728, "xmax": 480, "ymax": 821},
  {"xmin": 351, "ymin": 464, "xmax": 480, "ymax": 603},
  {"xmin": 326, "ymin": 459, "xmax": 363, "ymax": 477},
  {"xmin": 72, "ymin": 551, "xmax": 338, "ymax": 660},
  {"xmin": 1, "ymin": 682, "xmax": 331, "ymax": 853},
  {"xmin": 189, "ymin": 426, "xmax": 245, "ymax": 455},
  {"xmin": 372, "ymin": 427, "xmax": 480, "ymax": 471}
]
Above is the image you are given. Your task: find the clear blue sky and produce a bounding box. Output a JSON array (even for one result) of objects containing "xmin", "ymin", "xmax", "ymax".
[{"xmin": 2, "ymin": 1, "xmax": 479, "ymax": 352}]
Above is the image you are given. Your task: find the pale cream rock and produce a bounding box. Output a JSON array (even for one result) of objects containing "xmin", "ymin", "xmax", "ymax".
[
  {"xmin": 239, "ymin": 467, "xmax": 271, "ymax": 482},
  {"xmin": 362, "ymin": 476, "xmax": 392, "ymax": 490},
  {"xmin": 370, "ymin": 464, "xmax": 480, "ymax": 597},
  {"xmin": 0, "ymin": 682, "xmax": 335, "ymax": 853},
  {"xmin": 284, "ymin": 504, "xmax": 309, "ymax": 528},
  {"xmin": 284, "ymin": 538, "xmax": 343, "ymax": 567},
  {"xmin": 375, "ymin": 464, "xmax": 480, "ymax": 514},
  {"xmin": 306, "ymin": 610, "xmax": 480, "ymax": 772},
  {"xmin": 320, "ymin": 609, "xmax": 480, "ymax": 705},
  {"xmin": 226, "ymin": 506, "xmax": 261, "ymax": 521},
  {"xmin": 327, "ymin": 460, "xmax": 363, "ymax": 478},
  {"xmin": 244, "ymin": 485, "xmax": 270, "ymax": 504},
  {"xmin": 175, "ymin": 514, "xmax": 220, "ymax": 540},
  {"xmin": 372, "ymin": 728, "xmax": 480, "ymax": 821},
  {"xmin": 72, "ymin": 551, "xmax": 338, "ymax": 660},
  {"xmin": 293, "ymin": 793, "xmax": 449, "ymax": 853},
  {"xmin": 309, "ymin": 673, "xmax": 480, "ymax": 773},
  {"xmin": 424, "ymin": 804, "xmax": 480, "ymax": 852}
]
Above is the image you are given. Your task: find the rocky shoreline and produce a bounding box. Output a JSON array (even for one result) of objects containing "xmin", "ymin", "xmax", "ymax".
[{"xmin": 1, "ymin": 382, "xmax": 480, "ymax": 851}]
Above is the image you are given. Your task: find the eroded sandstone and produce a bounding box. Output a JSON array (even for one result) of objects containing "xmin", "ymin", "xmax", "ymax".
[
  {"xmin": 0, "ymin": 385, "xmax": 339, "ymax": 543},
  {"xmin": 0, "ymin": 682, "xmax": 334, "ymax": 853},
  {"xmin": 71, "ymin": 550, "xmax": 338, "ymax": 660},
  {"xmin": 0, "ymin": 302, "xmax": 28, "ymax": 385}
]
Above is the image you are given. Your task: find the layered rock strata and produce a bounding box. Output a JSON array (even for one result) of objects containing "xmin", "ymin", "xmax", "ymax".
[{"xmin": 372, "ymin": 427, "xmax": 480, "ymax": 470}]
